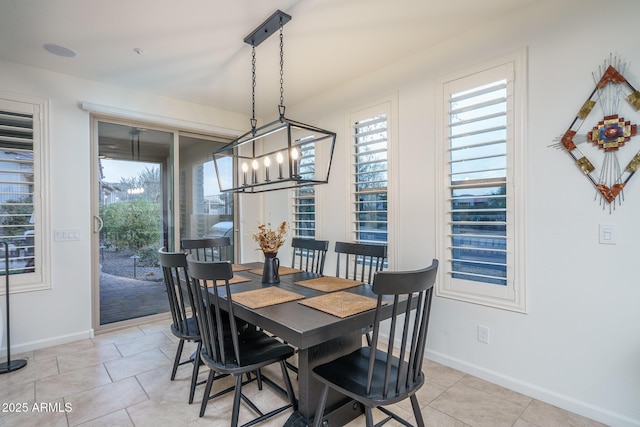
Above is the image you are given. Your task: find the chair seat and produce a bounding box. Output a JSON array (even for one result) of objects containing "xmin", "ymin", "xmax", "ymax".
[
  {"xmin": 202, "ymin": 329, "xmax": 295, "ymax": 373},
  {"xmin": 313, "ymin": 347, "xmax": 424, "ymax": 406},
  {"xmin": 171, "ymin": 316, "xmax": 200, "ymax": 341}
]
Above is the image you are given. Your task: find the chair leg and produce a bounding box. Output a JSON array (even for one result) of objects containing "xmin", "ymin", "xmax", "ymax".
[
  {"xmin": 256, "ymin": 368, "xmax": 263, "ymax": 390},
  {"xmin": 279, "ymin": 360, "xmax": 297, "ymax": 410},
  {"xmin": 313, "ymin": 384, "xmax": 329, "ymax": 427},
  {"xmin": 410, "ymin": 394, "xmax": 425, "ymax": 427},
  {"xmin": 199, "ymin": 369, "xmax": 215, "ymax": 417},
  {"xmin": 171, "ymin": 339, "xmax": 185, "ymax": 380},
  {"xmin": 231, "ymin": 375, "xmax": 243, "ymax": 427},
  {"xmin": 365, "ymin": 406, "xmax": 374, "ymax": 427},
  {"xmin": 188, "ymin": 341, "xmax": 202, "ymax": 404}
]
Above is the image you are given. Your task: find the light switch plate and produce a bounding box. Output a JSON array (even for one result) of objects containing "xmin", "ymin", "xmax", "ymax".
[{"xmin": 54, "ymin": 228, "xmax": 81, "ymax": 241}]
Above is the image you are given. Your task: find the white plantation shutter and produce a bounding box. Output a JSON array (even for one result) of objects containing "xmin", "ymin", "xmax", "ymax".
[
  {"xmin": 292, "ymin": 138, "xmax": 317, "ymax": 238},
  {"xmin": 0, "ymin": 94, "xmax": 46, "ymax": 290},
  {"xmin": 448, "ymin": 80, "xmax": 508, "ymax": 286},
  {"xmin": 438, "ymin": 55, "xmax": 526, "ymax": 313},
  {"xmin": 352, "ymin": 114, "xmax": 388, "ymax": 246}
]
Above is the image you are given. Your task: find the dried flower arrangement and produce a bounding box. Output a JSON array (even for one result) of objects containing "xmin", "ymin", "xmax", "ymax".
[{"xmin": 252, "ymin": 221, "xmax": 288, "ymax": 253}]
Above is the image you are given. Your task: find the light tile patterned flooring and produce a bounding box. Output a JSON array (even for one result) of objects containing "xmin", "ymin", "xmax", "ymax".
[{"xmin": 0, "ymin": 318, "xmax": 607, "ymax": 427}]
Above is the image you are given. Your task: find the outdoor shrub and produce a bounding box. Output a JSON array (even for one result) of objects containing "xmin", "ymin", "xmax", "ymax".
[
  {"xmin": 138, "ymin": 245, "xmax": 159, "ymax": 267},
  {"xmin": 100, "ymin": 198, "xmax": 161, "ymax": 251}
]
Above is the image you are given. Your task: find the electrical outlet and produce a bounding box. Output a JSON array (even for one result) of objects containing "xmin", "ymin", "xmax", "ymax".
[
  {"xmin": 477, "ymin": 325, "xmax": 490, "ymax": 344},
  {"xmin": 599, "ymin": 223, "xmax": 616, "ymax": 244}
]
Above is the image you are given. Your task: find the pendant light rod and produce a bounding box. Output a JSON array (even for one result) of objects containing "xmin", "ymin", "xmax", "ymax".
[{"xmin": 243, "ymin": 10, "xmax": 291, "ymax": 47}]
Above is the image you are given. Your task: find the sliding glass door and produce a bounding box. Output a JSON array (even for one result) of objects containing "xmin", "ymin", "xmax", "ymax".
[{"xmin": 92, "ymin": 121, "xmax": 235, "ymax": 330}]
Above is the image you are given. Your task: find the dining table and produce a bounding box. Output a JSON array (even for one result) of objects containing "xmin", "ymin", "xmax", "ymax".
[{"xmin": 215, "ymin": 261, "xmax": 403, "ymax": 427}]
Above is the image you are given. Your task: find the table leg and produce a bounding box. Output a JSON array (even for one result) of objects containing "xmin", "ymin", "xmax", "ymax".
[{"xmin": 285, "ymin": 332, "xmax": 364, "ymax": 426}]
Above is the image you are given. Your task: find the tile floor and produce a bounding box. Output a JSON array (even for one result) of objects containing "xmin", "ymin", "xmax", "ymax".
[{"xmin": 0, "ymin": 318, "xmax": 607, "ymax": 427}]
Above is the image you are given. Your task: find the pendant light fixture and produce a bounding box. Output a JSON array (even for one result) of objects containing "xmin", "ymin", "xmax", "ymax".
[{"xmin": 213, "ymin": 10, "xmax": 336, "ymax": 193}]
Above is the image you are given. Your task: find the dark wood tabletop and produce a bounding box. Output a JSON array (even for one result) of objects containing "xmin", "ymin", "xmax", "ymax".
[{"xmin": 226, "ymin": 262, "xmax": 391, "ymax": 349}]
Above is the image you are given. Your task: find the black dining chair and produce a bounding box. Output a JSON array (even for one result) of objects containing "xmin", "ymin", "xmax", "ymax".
[
  {"xmin": 183, "ymin": 237, "xmax": 255, "ymax": 337},
  {"xmin": 291, "ymin": 237, "xmax": 329, "ymax": 275},
  {"xmin": 334, "ymin": 241, "xmax": 387, "ymax": 284},
  {"xmin": 312, "ymin": 259, "xmax": 439, "ymax": 427},
  {"xmin": 186, "ymin": 256, "xmax": 298, "ymax": 425},
  {"xmin": 181, "ymin": 237, "xmax": 232, "ymax": 262},
  {"xmin": 335, "ymin": 241, "xmax": 388, "ymax": 345},
  {"xmin": 158, "ymin": 248, "xmax": 202, "ymax": 404}
]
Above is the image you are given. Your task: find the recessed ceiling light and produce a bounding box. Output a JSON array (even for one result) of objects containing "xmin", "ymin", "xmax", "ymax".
[{"xmin": 43, "ymin": 43, "xmax": 78, "ymax": 58}]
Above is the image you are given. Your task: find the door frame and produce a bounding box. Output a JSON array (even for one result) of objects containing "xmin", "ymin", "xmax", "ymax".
[{"xmin": 88, "ymin": 107, "xmax": 241, "ymax": 333}]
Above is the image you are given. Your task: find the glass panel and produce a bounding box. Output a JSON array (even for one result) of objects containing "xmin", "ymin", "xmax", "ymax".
[
  {"xmin": 450, "ymin": 141, "xmax": 506, "ymax": 162},
  {"xmin": 451, "ymin": 129, "xmax": 506, "ymax": 150},
  {"xmin": 179, "ymin": 135, "xmax": 234, "ymax": 257},
  {"xmin": 98, "ymin": 122, "xmax": 172, "ymax": 325}
]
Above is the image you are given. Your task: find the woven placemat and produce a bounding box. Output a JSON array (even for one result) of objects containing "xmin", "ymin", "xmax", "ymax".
[
  {"xmin": 294, "ymin": 276, "xmax": 363, "ymax": 292},
  {"xmin": 232, "ymin": 287, "xmax": 305, "ymax": 309},
  {"xmin": 232, "ymin": 264, "xmax": 251, "ymax": 272},
  {"xmin": 204, "ymin": 275, "xmax": 251, "ymax": 286},
  {"xmin": 298, "ymin": 291, "xmax": 382, "ymax": 318},
  {"xmin": 247, "ymin": 265, "xmax": 304, "ymax": 276}
]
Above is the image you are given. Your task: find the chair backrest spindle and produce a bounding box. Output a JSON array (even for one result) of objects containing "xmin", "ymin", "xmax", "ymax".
[
  {"xmin": 181, "ymin": 237, "xmax": 232, "ymax": 262},
  {"xmin": 158, "ymin": 249, "xmax": 198, "ymax": 337},
  {"xmin": 291, "ymin": 238, "xmax": 329, "ymax": 275},
  {"xmin": 186, "ymin": 258, "xmax": 242, "ymax": 367},
  {"xmin": 367, "ymin": 259, "xmax": 438, "ymax": 399},
  {"xmin": 334, "ymin": 241, "xmax": 387, "ymax": 283}
]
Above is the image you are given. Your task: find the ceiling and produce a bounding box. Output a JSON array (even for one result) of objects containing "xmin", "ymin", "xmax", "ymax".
[{"xmin": 0, "ymin": 0, "xmax": 540, "ymax": 121}]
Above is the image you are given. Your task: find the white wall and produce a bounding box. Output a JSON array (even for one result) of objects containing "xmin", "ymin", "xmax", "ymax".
[
  {"xmin": 1, "ymin": 0, "xmax": 639, "ymax": 425},
  {"xmin": 0, "ymin": 60, "xmax": 248, "ymax": 350},
  {"xmin": 274, "ymin": 1, "xmax": 640, "ymax": 425}
]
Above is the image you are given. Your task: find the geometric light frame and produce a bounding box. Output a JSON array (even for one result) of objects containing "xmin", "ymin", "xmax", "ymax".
[{"xmin": 213, "ymin": 116, "xmax": 336, "ymax": 193}]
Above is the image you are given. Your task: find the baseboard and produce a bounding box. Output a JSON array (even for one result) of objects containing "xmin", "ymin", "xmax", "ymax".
[
  {"xmin": 0, "ymin": 330, "xmax": 93, "ymax": 358},
  {"xmin": 426, "ymin": 350, "xmax": 639, "ymax": 427}
]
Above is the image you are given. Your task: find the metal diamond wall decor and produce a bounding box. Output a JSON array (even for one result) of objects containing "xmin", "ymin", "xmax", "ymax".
[{"xmin": 556, "ymin": 56, "xmax": 640, "ymax": 211}]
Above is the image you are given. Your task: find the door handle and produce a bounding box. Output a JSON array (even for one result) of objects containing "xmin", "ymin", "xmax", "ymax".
[{"xmin": 94, "ymin": 215, "xmax": 104, "ymax": 233}]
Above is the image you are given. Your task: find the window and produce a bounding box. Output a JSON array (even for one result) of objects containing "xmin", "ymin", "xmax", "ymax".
[
  {"xmin": 0, "ymin": 94, "xmax": 48, "ymax": 292},
  {"xmin": 292, "ymin": 137, "xmax": 317, "ymax": 238},
  {"xmin": 351, "ymin": 106, "xmax": 389, "ymax": 248},
  {"xmin": 437, "ymin": 53, "xmax": 526, "ymax": 312}
]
